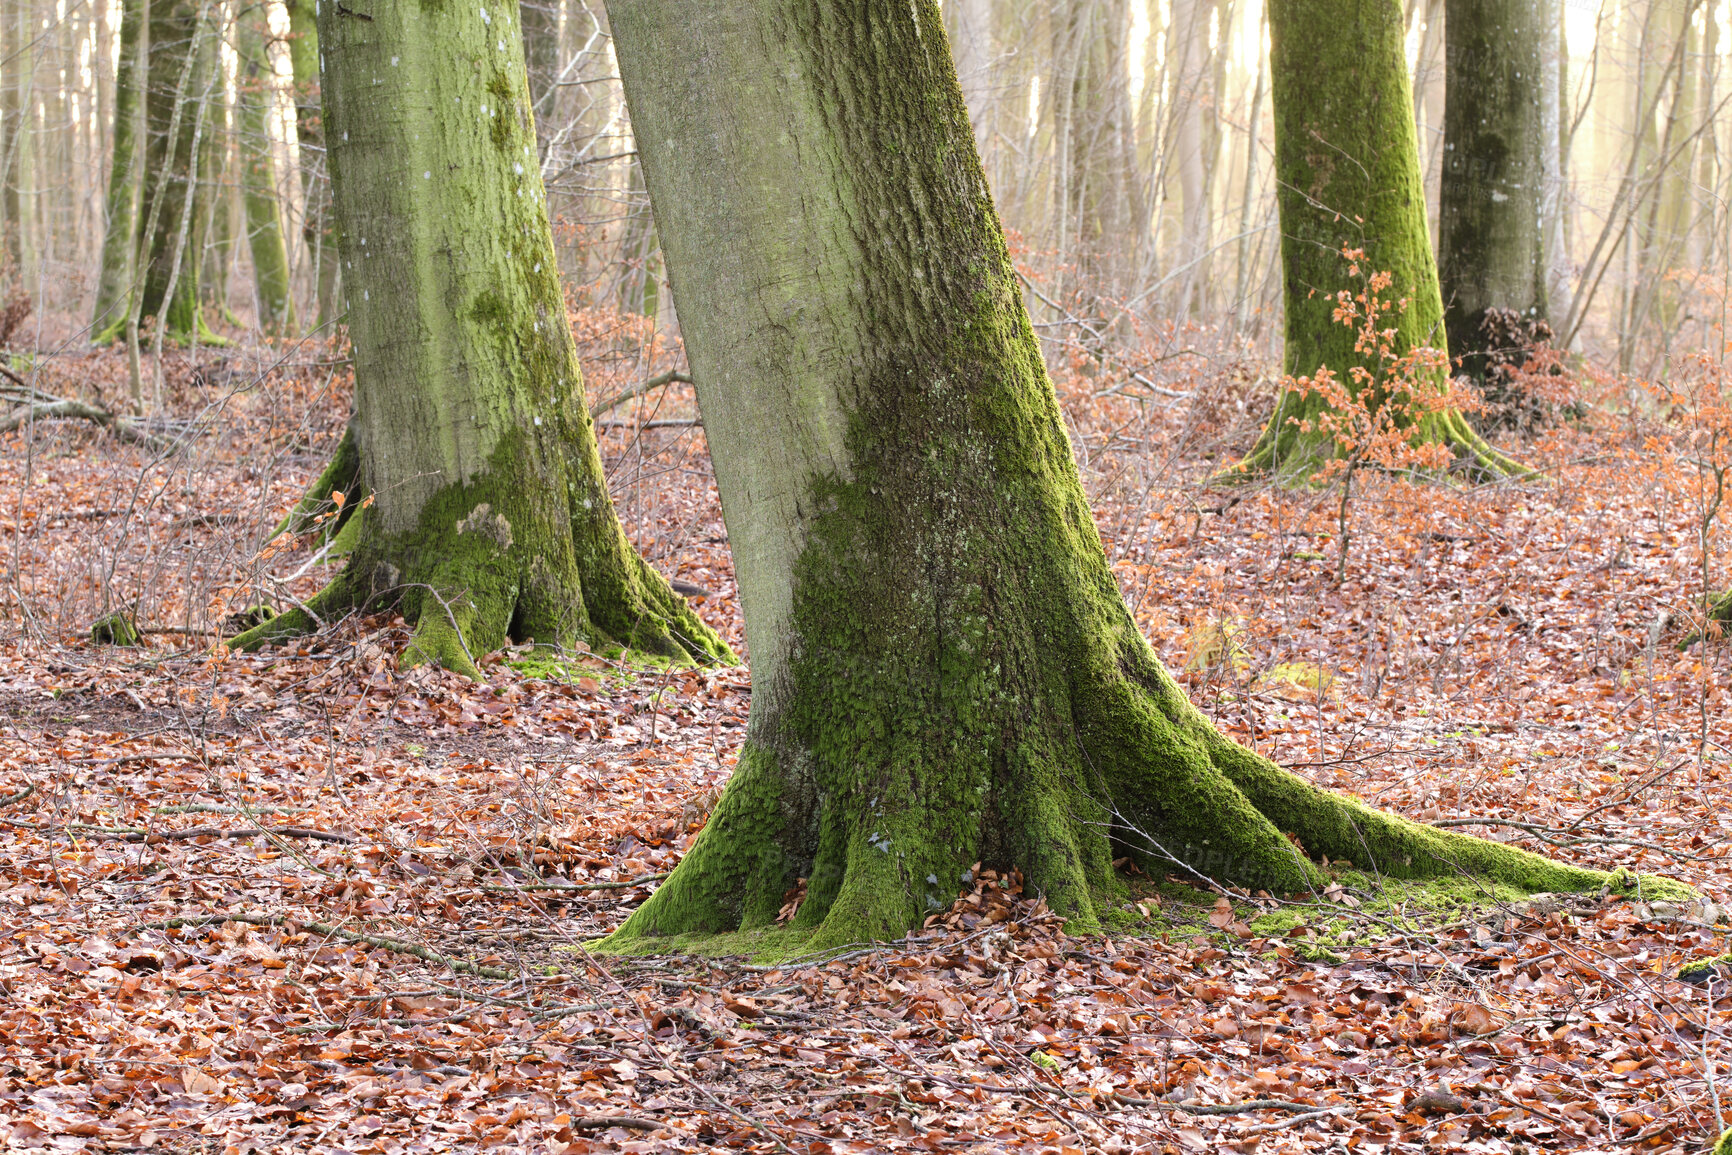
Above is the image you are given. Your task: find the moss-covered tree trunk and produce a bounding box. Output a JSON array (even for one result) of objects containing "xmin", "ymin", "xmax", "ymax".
[
  {"xmin": 604, "ymin": 0, "xmax": 1610, "ymax": 955},
  {"xmin": 236, "ymin": 7, "xmax": 293, "ymax": 331},
  {"xmin": 91, "ymin": 0, "xmax": 147, "ymax": 334},
  {"xmin": 133, "ymin": 0, "xmax": 213, "ymax": 342},
  {"xmin": 230, "ymin": 0, "xmax": 730, "ymax": 677},
  {"xmin": 1237, "ymin": 0, "xmax": 1521, "ymax": 480},
  {"xmin": 1437, "ymin": 0, "xmax": 1549, "ymax": 382}
]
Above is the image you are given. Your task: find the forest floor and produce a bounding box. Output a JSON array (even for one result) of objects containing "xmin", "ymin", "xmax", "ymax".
[{"xmin": 0, "ymin": 323, "xmax": 1729, "ymax": 1154}]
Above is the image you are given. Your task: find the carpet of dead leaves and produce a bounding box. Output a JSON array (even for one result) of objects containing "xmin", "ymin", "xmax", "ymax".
[{"xmin": 0, "ymin": 321, "xmax": 1729, "ymax": 1154}]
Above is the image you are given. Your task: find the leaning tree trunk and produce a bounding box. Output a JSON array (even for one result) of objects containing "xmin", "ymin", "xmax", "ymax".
[
  {"xmin": 91, "ymin": 0, "xmax": 146, "ymax": 334},
  {"xmin": 1438, "ymin": 0, "xmax": 1550, "ymax": 383},
  {"xmin": 230, "ymin": 0, "xmax": 731, "ymax": 677},
  {"xmin": 603, "ymin": 0, "xmax": 1622, "ymax": 955},
  {"xmin": 1236, "ymin": 0, "xmax": 1522, "ymax": 481}
]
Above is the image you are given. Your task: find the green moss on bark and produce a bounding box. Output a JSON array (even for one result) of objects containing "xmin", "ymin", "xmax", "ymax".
[
  {"xmin": 1233, "ymin": 0, "xmax": 1525, "ymax": 481},
  {"xmin": 598, "ymin": 0, "xmax": 1645, "ymax": 961},
  {"xmin": 230, "ymin": 0, "xmax": 731, "ymax": 676}
]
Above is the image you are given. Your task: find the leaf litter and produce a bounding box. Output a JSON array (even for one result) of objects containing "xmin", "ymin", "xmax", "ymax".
[{"xmin": 0, "ymin": 337, "xmax": 1728, "ymax": 1152}]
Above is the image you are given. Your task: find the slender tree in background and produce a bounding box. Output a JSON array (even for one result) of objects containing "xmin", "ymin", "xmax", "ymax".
[
  {"xmin": 1237, "ymin": 0, "xmax": 1521, "ymax": 479},
  {"xmin": 92, "ymin": 0, "xmax": 147, "ymax": 333},
  {"xmin": 96, "ymin": 0, "xmax": 214, "ymax": 344},
  {"xmin": 521, "ymin": 0, "xmax": 560, "ymax": 115},
  {"xmin": 236, "ymin": 3, "xmax": 293, "ymax": 331},
  {"xmin": 601, "ymin": 0, "xmax": 1618, "ymax": 954},
  {"xmin": 1049, "ymin": 0, "xmax": 1138, "ymax": 305},
  {"xmin": 281, "ymin": 0, "xmax": 337, "ymax": 328},
  {"xmin": 1166, "ymin": 0, "xmax": 1211, "ymax": 315},
  {"xmin": 1437, "ymin": 0, "xmax": 1551, "ymax": 383},
  {"xmin": 231, "ymin": 0, "xmax": 732, "ymax": 675}
]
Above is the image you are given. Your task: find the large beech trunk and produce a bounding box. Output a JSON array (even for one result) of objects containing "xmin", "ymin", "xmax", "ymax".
[
  {"xmin": 231, "ymin": 0, "xmax": 730, "ymax": 676},
  {"xmin": 603, "ymin": 0, "xmax": 1605, "ymax": 954},
  {"xmin": 1239, "ymin": 0, "xmax": 1521, "ymax": 480}
]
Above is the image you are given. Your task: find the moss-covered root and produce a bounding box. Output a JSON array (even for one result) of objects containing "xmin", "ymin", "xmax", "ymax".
[
  {"xmin": 596, "ymin": 551, "xmax": 736, "ymax": 665},
  {"xmin": 90, "ymin": 612, "xmax": 142, "ymax": 646},
  {"xmin": 1679, "ymin": 953, "xmax": 1732, "ymax": 984},
  {"xmin": 1714, "ymin": 1127, "xmax": 1732, "ymax": 1155},
  {"xmin": 227, "ymin": 579, "xmax": 356, "ymax": 652},
  {"xmin": 1221, "ymin": 396, "xmax": 1531, "ymax": 485},
  {"xmin": 271, "ymin": 420, "xmax": 362, "ymax": 543},
  {"xmin": 1680, "ymin": 589, "xmax": 1732, "ymax": 648},
  {"xmin": 600, "ymin": 660, "xmax": 1647, "ymax": 960}
]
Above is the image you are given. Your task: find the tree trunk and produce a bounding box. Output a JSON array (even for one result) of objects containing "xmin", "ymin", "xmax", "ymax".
[
  {"xmin": 237, "ymin": 7, "xmax": 294, "ymax": 331},
  {"xmin": 92, "ymin": 0, "xmax": 147, "ymax": 334},
  {"xmin": 1438, "ymin": 0, "xmax": 1550, "ymax": 383},
  {"xmin": 282, "ymin": 0, "xmax": 337, "ymax": 329},
  {"xmin": 106, "ymin": 0, "xmax": 213, "ymax": 344},
  {"xmin": 603, "ymin": 0, "xmax": 1616, "ymax": 954},
  {"xmin": 230, "ymin": 0, "xmax": 731, "ymax": 676},
  {"xmin": 520, "ymin": 0, "xmax": 560, "ymax": 117},
  {"xmin": 1167, "ymin": 0, "xmax": 1210, "ymax": 316},
  {"xmin": 1237, "ymin": 0, "xmax": 1522, "ymax": 480},
  {"xmin": 942, "ymin": 0, "xmax": 993, "ymax": 154}
]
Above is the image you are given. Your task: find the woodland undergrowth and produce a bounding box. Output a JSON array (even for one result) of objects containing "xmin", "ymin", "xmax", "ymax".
[{"xmin": 0, "ymin": 278, "xmax": 1729, "ymax": 1152}]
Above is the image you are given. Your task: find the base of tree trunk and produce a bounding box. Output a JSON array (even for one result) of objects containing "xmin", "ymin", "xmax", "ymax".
[
  {"xmin": 1681, "ymin": 590, "xmax": 1732, "ymax": 648},
  {"xmin": 1223, "ymin": 396, "xmax": 1530, "ymax": 485},
  {"xmin": 91, "ymin": 311, "xmax": 229, "ymax": 349},
  {"xmin": 231, "ymin": 432, "xmax": 734, "ymax": 677},
  {"xmin": 596, "ymin": 642, "xmax": 1683, "ymax": 959}
]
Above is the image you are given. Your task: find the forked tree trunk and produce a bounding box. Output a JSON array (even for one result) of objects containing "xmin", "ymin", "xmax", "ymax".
[
  {"xmin": 1438, "ymin": 0, "xmax": 1549, "ymax": 382},
  {"xmin": 1238, "ymin": 0, "xmax": 1522, "ymax": 480},
  {"xmin": 230, "ymin": 0, "xmax": 730, "ymax": 676},
  {"xmin": 604, "ymin": 0, "xmax": 1614, "ymax": 954}
]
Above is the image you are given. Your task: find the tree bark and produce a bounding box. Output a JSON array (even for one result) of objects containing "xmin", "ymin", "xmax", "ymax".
[
  {"xmin": 1438, "ymin": 0, "xmax": 1550, "ymax": 382},
  {"xmin": 604, "ymin": 0, "xmax": 1614, "ymax": 954},
  {"xmin": 237, "ymin": 6, "xmax": 294, "ymax": 331},
  {"xmin": 282, "ymin": 0, "xmax": 338, "ymax": 328},
  {"xmin": 135, "ymin": 0, "xmax": 214, "ymax": 342},
  {"xmin": 230, "ymin": 0, "xmax": 731, "ymax": 676},
  {"xmin": 92, "ymin": 0, "xmax": 147, "ymax": 334},
  {"xmin": 1237, "ymin": 0, "xmax": 1522, "ymax": 480}
]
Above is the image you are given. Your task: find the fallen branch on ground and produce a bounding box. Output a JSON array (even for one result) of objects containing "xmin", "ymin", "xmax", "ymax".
[
  {"xmin": 0, "ymin": 370, "xmax": 196, "ymax": 450},
  {"xmin": 7, "ymin": 820, "xmax": 353, "ymax": 843},
  {"xmin": 483, "ymin": 871, "xmax": 668, "ymax": 893}
]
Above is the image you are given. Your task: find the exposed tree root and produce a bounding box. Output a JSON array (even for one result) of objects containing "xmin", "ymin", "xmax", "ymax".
[
  {"xmin": 1222, "ymin": 390, "xmax": 1531, "ymax": 486},
  {"xmin": 231, "ymin": 435, "xmax": 734, "ymax": 676},
  {"xmin": 599, "ymin": 637, "xmax": 1665, "ymax": 958}
]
